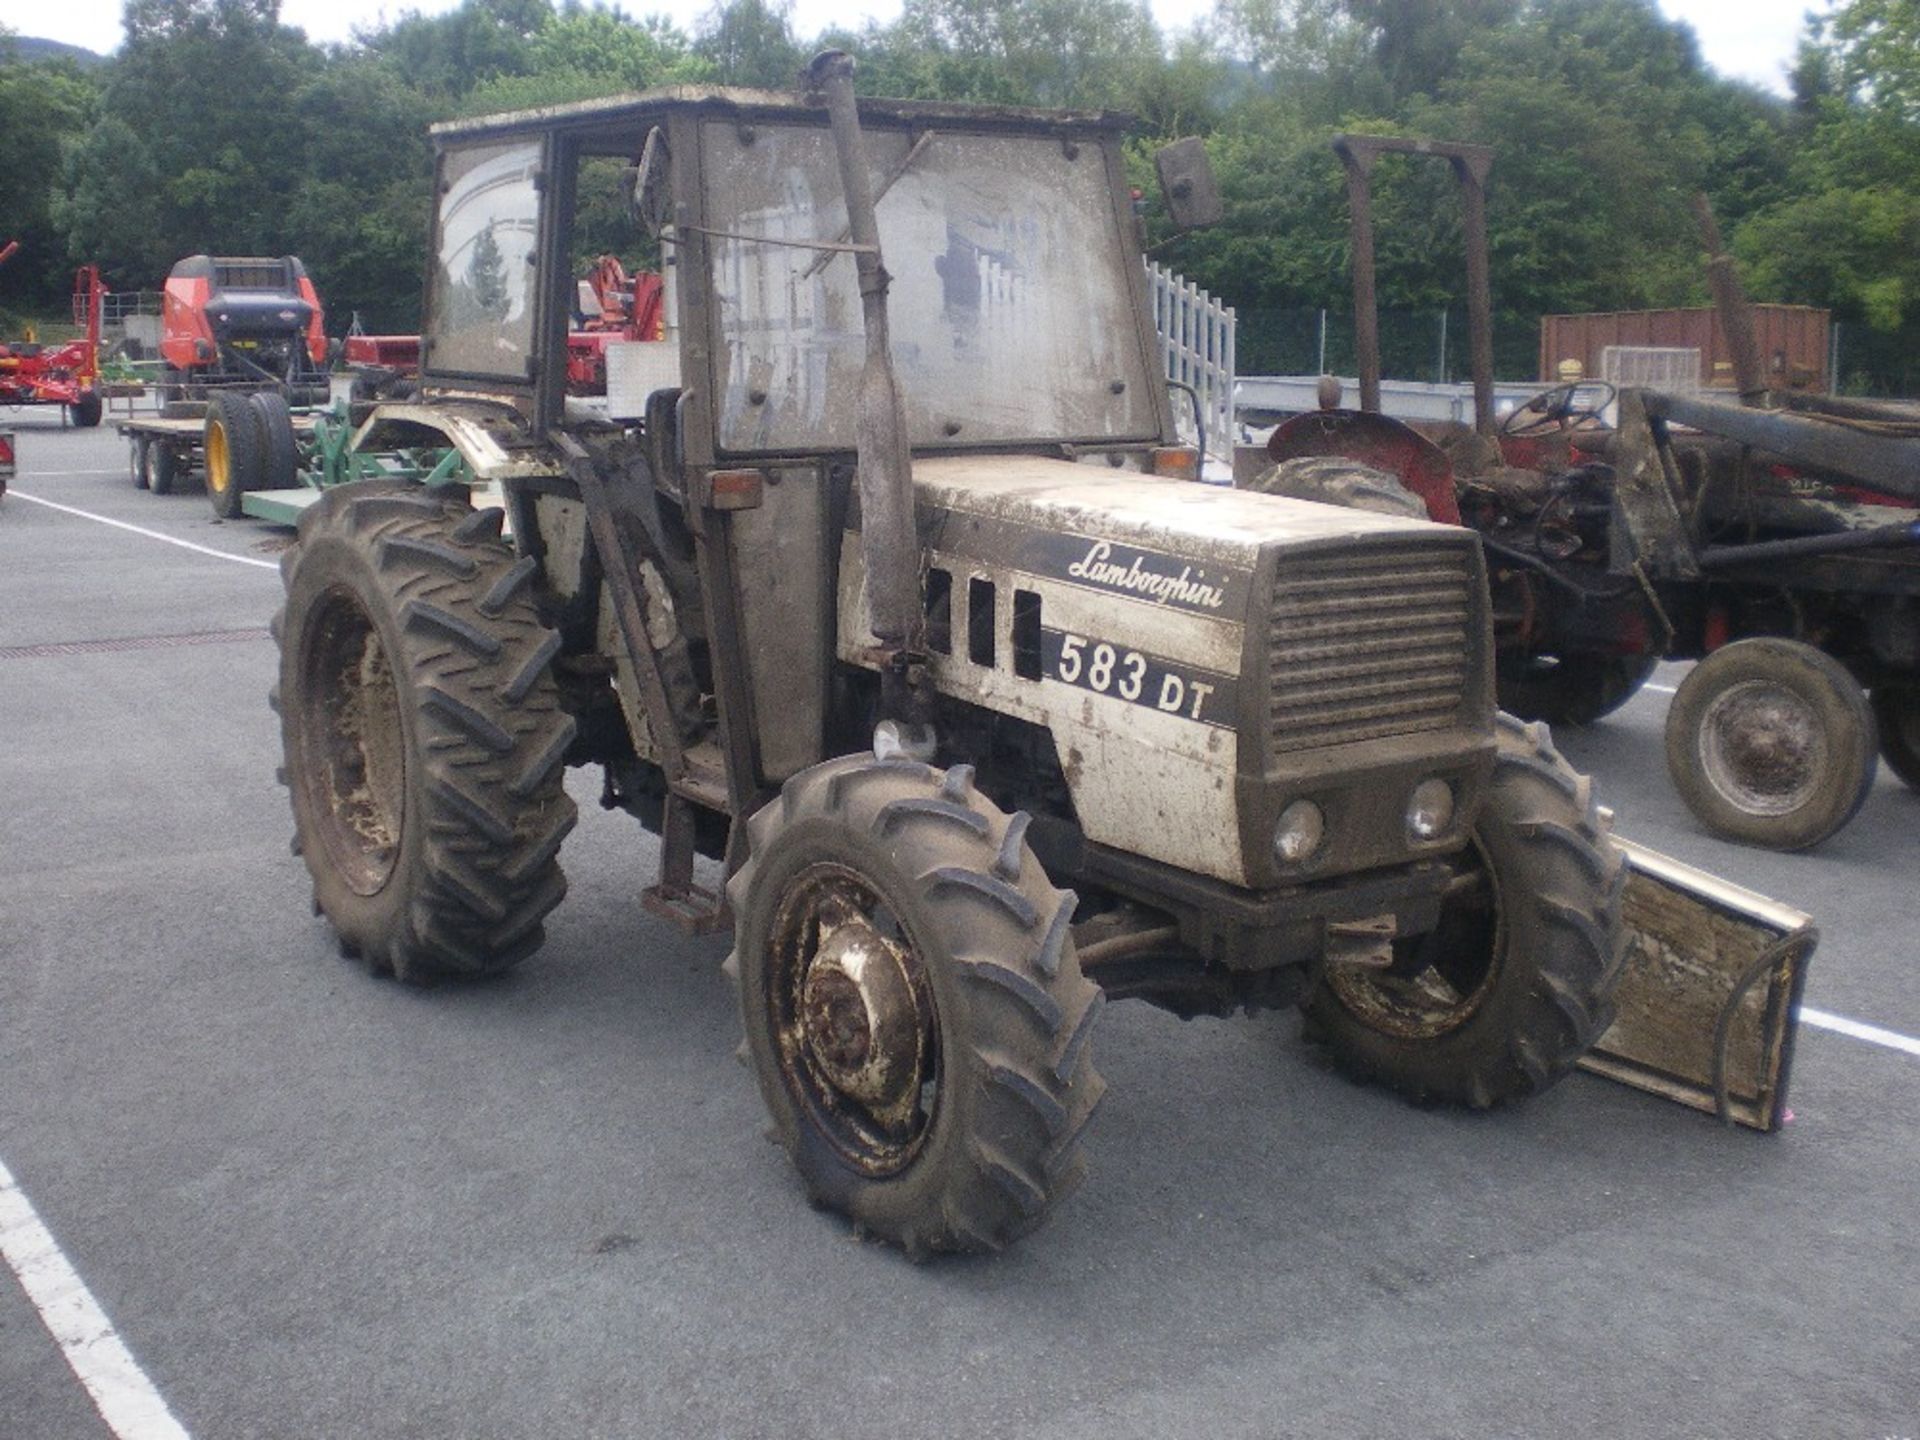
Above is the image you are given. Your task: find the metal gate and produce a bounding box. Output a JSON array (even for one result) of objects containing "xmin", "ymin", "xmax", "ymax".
[{"xmin": 1148, "ymin": 261, "xmax": 1236, "ymax": 466}]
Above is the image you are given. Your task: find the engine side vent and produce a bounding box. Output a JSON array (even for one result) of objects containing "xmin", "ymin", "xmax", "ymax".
[{"xmin": 1268, "ymin": 540, "xmax": 1475, "ymax": 753}]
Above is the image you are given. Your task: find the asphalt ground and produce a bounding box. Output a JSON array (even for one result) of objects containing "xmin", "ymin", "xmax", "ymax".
[{"xmin": 2, "ymin": 414, "xmax": 1917, "ymax": 1439}]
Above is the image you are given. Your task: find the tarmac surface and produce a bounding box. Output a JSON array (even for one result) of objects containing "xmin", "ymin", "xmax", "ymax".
[{"xmin": 2, "ymin": 414, "xmax": 1917, "ymax": 1439}]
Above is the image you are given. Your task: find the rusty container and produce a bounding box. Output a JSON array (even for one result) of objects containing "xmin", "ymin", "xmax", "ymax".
[{"xmin": 1539, "ymin": 305, "xmax": 1830, "ymax": 392}]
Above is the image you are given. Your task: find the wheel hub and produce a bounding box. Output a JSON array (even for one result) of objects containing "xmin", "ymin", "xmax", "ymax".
[
  {"xmin": 799, "ymin": 919, "xmax": 927, "ymax": 1128},
  {"xmin": 1700, "ymin": 681, "xmax": 1822, "ymax": 814}
]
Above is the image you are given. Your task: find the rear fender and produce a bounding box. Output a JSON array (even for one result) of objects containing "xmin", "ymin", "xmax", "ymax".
[{"xmin": 1267, "ymin": 408, "xmax": 1462, "ymax": 524}]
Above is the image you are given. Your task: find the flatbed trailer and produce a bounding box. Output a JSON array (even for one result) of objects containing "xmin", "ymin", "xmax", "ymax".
[
  {"xmin": 117, "ymin": 400, "xmax": 501, "ymax": 526},
  {"xmin": 116, "ymin": 408, "xmax": 327, "ymax": 522}
]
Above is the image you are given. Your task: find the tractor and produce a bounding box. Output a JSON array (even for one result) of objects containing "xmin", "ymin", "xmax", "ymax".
[{"xmin": 271, "ymin": 62, "xmax": 1813, "ymax": 1257}]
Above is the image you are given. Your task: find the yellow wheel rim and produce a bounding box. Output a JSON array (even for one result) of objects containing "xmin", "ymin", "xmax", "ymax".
[{"xmin": 206, "ymin": 421, "xmax": 229, "ymax": 495}]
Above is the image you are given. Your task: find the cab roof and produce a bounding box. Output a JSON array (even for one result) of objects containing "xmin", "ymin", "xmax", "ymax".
[{"xmin": 429, "ymin": 84, "xmax": 1135, "ymax": 147}]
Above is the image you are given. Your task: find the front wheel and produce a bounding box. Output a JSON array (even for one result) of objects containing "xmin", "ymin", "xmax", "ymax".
[
  {"xmin": 726, "ymin": 756, "xmax": 1106, "ymax": 1257},
  {"xmin": 1302, "ymin": 713, "xmax": 1626, "ymax": 1107},
  {"xmin": 1665, "ymin": 638, "xmax": 1876, "ymax": 850}
]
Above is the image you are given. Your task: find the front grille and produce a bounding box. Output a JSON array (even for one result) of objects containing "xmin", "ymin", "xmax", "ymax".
[{"xmin": 1268, "ymin": 540, "xmax": 1475, "ymax": 753}]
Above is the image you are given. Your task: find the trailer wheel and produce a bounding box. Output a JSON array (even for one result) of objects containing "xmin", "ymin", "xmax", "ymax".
[
  {"xmin": 275, "ymin": 483, "xmax": 577, "ymax": 982},
  {"xmin": 1496, "ymin": 653, "xmax": 1658, "ymax": 727},
  {"xmin": 69, "ymin": 394, "xmax": 102, "ymax": 429},
  {"xmin": 1872, "ymin": 683, "xmax": 1920, "ymax": 790},
  {"xmin": 726, "ymin": 756, "xmax": 1105, "ymax": 1258},
  {"xmin": 1303, "ymin": 713, "xmax": 1625, "ymax": 1108},
  {"xmin": 205, "ymin": 391, "xmax": 265, "ymax": 519},
  {"xmin": 131, "ymin": 436, "xmax": 149, "ymax": 490},
  {"xmin": 249, "ymin": 390, "xmax": 300, "ymax": 490},
  {"xmin": 1666, "ymin": 638, "xmax": 1876, "ymax": 850},
  {"xmin": 144, "ymin": 438, "xmax": 178, "ymax": 495}
]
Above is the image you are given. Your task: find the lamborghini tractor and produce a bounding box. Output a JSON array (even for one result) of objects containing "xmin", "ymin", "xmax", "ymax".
[{"xmin": 271, "ymin": 62, "xmax": 1814, "ymax": 1257}]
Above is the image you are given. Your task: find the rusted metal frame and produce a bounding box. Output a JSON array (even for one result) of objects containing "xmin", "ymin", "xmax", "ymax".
[
  {"xmin": 1691, "ymin": 194, "xmax": 1767, "ymax": 406},
  {"xmin": 552, "ymin": 434, "xmax": 694, "ymax": 787},
  {"xmin": 1647, "ymin": 391, "xmax": 1920, "ymax": 504},
  {"xmin": 1332, "ymin": 134, "xmax": 1496, "ymax": 434}
]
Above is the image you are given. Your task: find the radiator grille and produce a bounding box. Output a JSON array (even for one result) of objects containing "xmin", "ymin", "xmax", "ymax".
[{"xmin": 1268, "ymin": 541, "xmax": 1475, "ymax": 753}]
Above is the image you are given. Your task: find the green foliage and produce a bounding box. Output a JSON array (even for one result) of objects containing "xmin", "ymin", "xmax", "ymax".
[{"xmin": 16, "ymin": 0, "xmax": 1917, "ymax": 389}]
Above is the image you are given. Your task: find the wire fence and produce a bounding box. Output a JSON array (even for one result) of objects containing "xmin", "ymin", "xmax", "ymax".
[{"xmin": 1238, "ymin": 305, "xmax": 1917, "ymax": 399}]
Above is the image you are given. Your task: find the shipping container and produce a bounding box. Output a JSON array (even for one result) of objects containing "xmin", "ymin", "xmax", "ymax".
[{"xmin": 1539, "ymin": 305, "xmax": 1830, "ymax": 392}]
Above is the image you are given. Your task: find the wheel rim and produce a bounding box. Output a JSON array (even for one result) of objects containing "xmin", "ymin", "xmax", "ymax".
[
  {"xmin": 766, "ymin": 863, "xmax": 939, "ymax": 1177},
  {"xmin": 206, "ymin": 420, "xmax": 230, "ymax": 496},
  {"xmin": 1325, "ymin": 839, "xmax": 1504, "ymax": 1040},
  {"xmin": 295, "ymin": 586, "xmax": 407, "ymax": 896},
  {"xmin": 1697, "ymin": 679, "xmax": 1824, "ymax": 816}
]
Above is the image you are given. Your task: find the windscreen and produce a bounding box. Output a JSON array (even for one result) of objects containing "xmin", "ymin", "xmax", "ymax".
[
  {"xmin": 701, "ymin": 121, "xmax": 1160, "ymax": 453},
  {"xmin": 427, "ymin": 139, "xmax": 543, "ymax": 380}
]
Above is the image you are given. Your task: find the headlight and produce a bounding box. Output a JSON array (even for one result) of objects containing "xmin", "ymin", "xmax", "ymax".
[
  {"xmin": 1272, "ymin": 800, "xmax": 1325, "ymax": 866},
  {"xmin": 1406, "ymin": 778, "xmax": 1454, "ymax": 841}
]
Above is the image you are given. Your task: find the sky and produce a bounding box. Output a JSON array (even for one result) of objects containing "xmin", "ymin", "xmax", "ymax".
[{"xmin": 12, "ymin": 0, "xmax": 1821, "ymax": 96}]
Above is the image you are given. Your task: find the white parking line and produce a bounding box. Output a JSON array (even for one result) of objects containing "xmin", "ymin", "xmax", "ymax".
[
  {"xmin": 8, "ymin": 492, "xmax": 280, "ymax": 571},
  {"xmin": 0, "ymin": 1156, "xmax": 190, "ymax": 1439},
  {"xmin": 1802, "ymin": 1007, "xmax": 1920, "ymax": 1059}
]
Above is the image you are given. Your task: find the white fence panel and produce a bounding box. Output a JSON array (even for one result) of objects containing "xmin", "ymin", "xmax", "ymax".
[{"xmin": 1148, "ymin": 261, "xmax": 1236, "ymax": 464}]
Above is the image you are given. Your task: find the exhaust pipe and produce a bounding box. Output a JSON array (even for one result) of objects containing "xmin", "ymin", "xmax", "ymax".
[{"xmin": 808, "ymin": 50, "xmax": 931, "ymax": 755}]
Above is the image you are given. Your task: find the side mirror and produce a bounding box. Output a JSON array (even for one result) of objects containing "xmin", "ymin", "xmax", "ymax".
[
  {"xmin": 1155, "ymin": 137, "xmax": 1223, "ymax": 232},
  {"xmin": 624, "ymin": 127, "xmax": 672, "ymax": 238}
]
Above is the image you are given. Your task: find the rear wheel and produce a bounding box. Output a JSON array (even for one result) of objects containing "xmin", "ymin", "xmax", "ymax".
[
  {"xmin": 69, "ymin": 394, "xmax": 102, "ymax": 428},
  {"xmin": 1497, "ymin": 652, "xmax": 1658, "ymax": 727},
  {"xmin": 1665, "ymin": 638, "xmax": 1876, "ymax": 850},
  {"xmin": 205, "ymin": 390, "xmax": 264, "ymax": 519},
  {"xmin": 275, "ymin": 484, "xmax": 577, "ymax": 981},
  {"xmin": 1302, "ymin": 713, "xmax": 1626, "ymax": 1107},
  {"xmin": 1872, "ymin": 682, "xmax": 1920, "ymax": 790},
  {"xmin": 131, "ymin": 436, "xmax": 150, "ymax": 490},
  {"xmin": 727, "ymin": 756, "xmax": 1105, "ymax": 1257}
]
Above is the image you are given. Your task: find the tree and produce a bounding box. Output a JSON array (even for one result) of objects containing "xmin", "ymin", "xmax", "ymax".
[{"xmin": 696, "ymin": 0, "xmax": 804, "ymax": 89}]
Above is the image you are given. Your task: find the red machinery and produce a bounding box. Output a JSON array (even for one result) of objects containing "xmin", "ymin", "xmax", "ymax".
[
  {"xmin": 0, "ymin": 243, "xmax": 104, "ymax": 427},
  {"xmin": 566, "ymin": 254, "xmax": 665, "ymax": 394},
  {"xmin": 160, "ymin": 254, "xmax": 330, "ymax": 406},
  {"xmin": 341, "ymin": 256, "xmax": 665, "ymax": 401}
]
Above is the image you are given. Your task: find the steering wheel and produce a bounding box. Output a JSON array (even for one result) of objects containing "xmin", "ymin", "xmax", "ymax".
[{"xmin": 1501, "ymin": 381, "xmax": 1617, "ymax": 436}]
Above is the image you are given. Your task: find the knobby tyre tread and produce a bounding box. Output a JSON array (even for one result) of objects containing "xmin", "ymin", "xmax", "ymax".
[
  {"xmin": 275, "ymin": 481, "xmax": 577, "ymax": 982},
  {"xmin": 725, "ymin": 756, "xmax": 1106, "ymax": 1258},
  {"xmin": 1302, "ymin": 712, "xmax": 1627, "ymax": 1108}
]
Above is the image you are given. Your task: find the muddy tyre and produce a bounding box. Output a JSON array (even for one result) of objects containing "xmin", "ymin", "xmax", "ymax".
[
  {"xmin": 1665, "ymin": 638, "xmax": 1876, "ymax": 850},
  {"xmin": 205, "ymin": 390, "xmax": 264, "ymax": 519},
  {"xmin": 144, "ymin": 439, "xmax": 179, "ymax": 495},
  {"xmin": 1302, "ymin": 713, "xmax": 1626, "ymax": 1107},
  {"xmin": 1873, "ymin": 682, "xmax": 1920, "ymax": 791},
  {"xmin": 1497, "ymin": 652, "xmax": 1658, "ymax": 728},
  {"xmin": 274, "ymin": 484, "xmax": 577, "ymax": 982},
  {"xmin": 726, "ymin": 756, "xmax": 1105, "ymax": 1257}
]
